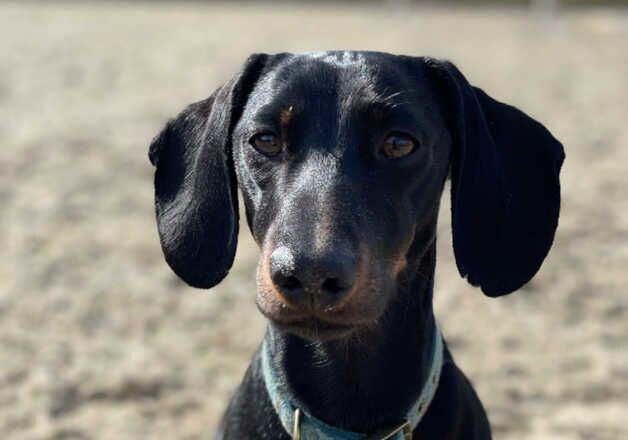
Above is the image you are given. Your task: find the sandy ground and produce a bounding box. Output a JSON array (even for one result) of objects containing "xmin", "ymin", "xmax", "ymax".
[{"xmin": 1, "ymin": 2, "xmax": 627, "ymax": 439}]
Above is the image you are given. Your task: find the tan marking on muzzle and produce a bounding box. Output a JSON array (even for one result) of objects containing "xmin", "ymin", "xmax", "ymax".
[{"xmin": 256, "ymin": 243, "xmax": 291, "ymax": 313}]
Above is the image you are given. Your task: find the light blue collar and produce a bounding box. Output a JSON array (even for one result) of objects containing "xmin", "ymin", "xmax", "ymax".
[{"xmin": 261, "ymin": 324, "xmax": 444, "ymax": 440}]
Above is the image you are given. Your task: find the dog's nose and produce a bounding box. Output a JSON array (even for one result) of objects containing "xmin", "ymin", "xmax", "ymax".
[{"xmin": 269, "ymin": 245, "xmax": 356, "ymax": 309}]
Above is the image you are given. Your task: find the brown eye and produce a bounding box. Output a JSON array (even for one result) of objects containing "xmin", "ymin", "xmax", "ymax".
[
  {"xmin": 381, "ymin": 133, "xmax": 417, "ymax": 159},
  {"xmin": 250, "ymin": 132, "xmax": 282, "ymax": 156}
]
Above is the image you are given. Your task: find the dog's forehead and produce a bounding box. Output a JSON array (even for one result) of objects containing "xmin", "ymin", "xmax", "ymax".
[
  {"xmin": 248, "ymin": 51, "xmax": 431, "ymax": 112},
  {"xmin": 298, "ymin": 50, "xmax": 374, "ymax": 67}
]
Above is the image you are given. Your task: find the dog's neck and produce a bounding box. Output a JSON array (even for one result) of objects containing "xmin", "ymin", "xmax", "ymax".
[{"xmin": 264, "ymin": 241, "xmax": 438, "ymax": 433}]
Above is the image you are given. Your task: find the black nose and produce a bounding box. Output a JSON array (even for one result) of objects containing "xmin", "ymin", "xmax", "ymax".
[{"xmin": 269, "ymin": 245, "xmax": 356, "ymax": 309}]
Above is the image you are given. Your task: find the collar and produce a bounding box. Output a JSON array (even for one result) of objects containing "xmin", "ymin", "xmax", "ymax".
[{"xmin": 261, "ymin": 323, "xmax": 444, "ymax": 440}]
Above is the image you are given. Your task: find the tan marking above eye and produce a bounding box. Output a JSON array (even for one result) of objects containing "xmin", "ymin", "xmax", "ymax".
[
  {"xmin": 280, "ymin": 106, "xmax": 294, "ymax": 125},
  {"xmin": 381, "ymin": 133, "xmax": 417, "ymax": 159},
  {"xmin": 391, "ymin": 254, "xmax": 408, "ymax": 275}
]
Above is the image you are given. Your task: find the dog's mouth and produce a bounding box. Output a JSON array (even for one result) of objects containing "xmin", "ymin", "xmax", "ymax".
[
  {"xmin": 255, "ymin": 263, "xmax": 389, "ymax": 341},
  {"xmin": 272, "ymin": 317, "xmax": 357, "ymax": 341}
]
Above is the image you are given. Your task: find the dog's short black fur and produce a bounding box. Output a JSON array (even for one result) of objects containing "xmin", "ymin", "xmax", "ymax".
[{"xmin": 148, "ymin": 52, "xmax": 564, "ymax": 439}]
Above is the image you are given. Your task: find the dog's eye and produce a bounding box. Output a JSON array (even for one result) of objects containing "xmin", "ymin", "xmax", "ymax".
[
  {"xmin": 380, "ymin": 133, "xmax": 417, "ymax": 159},
  {"xmin": 250, "ymin": 132, "xmax": 282, "ymax": 156}
]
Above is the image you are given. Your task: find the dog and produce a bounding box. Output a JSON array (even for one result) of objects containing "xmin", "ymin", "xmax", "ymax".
[{"xmin": 148, "ymin": 51, "xmax": 564, "ymax": 439}]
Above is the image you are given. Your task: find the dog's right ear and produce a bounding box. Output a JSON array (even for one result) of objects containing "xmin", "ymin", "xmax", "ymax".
[
  {"xmin": 423, "ymin": 58, "xmax": 564, "ymax": 297},
  {"xmin": 148, "ymin": 54, "xmax": 269, "ymax": 289}
]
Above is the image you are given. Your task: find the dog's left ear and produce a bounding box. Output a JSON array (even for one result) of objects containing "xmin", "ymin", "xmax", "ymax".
[
  {"xmin": 424, "ymin": 58, "xmax": 565, "ymax": 297},
  {"xmin": 148, "ymin": 54, "xmax": 269, "ymax": 289}
]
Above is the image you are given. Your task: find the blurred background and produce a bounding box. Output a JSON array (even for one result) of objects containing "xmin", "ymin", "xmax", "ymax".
[{"xmin": 2, "ymin": 1, "xmax": 627, "ymax": 439}]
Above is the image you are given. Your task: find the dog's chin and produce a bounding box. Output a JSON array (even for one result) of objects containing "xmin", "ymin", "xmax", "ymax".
[
  {"xmin": 256, "ymin": 298, "xmax": 385, "ymax": 342},
  {"xmin": 272, "ymin": 318, "xmax": 359, "ymax": 342}
]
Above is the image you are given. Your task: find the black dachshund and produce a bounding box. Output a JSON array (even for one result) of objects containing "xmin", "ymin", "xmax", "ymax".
[{"xmin": 148, "ymin": 52, "xmax": 564, "ymax": 439}]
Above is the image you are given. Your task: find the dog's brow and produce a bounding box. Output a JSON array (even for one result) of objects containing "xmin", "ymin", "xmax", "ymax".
[
  {"xmin": 369, "ymin": 90, "xmax": 418, "ymax": 109},
  {"xmin": 358, "ymin": 98, "xmax": 416, "ymax": 120}
]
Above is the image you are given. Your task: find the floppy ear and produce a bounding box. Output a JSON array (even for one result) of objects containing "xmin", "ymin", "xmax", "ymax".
[
  {"xmin": 425, "ymin": 59, "xmax": 565, "ymax": 296},
  {"xmin": 148, "ymin": 54, "xmax": 268, "ymax": 288}
]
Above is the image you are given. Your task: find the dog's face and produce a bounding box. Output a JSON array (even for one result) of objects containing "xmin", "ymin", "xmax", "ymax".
[
  {"xmin": 232, "ymin": 53, "xmax": 451, "ymax": 339},
  {"xmin": 149, "ymin": 51, "xmax": 564, "ymax": 342}
]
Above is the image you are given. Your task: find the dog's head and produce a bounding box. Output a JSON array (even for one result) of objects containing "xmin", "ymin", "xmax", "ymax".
[{"xmin": 149, "ymin": 52, "xmax": 564, "ymax": 341}]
